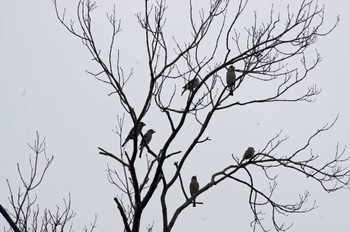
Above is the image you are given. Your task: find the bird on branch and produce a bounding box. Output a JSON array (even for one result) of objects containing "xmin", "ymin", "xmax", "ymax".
[
  {"xmin": 181, "ymin": 77, "xmax": 199, "ymax": 96},
  {"xmin": 243, "ymin": 147, "xmax": 255, "ymax": 161},
  {"xmin": 189, "ymin": 176, "xmax": 199, "ymax": 207},
  {"xmin": 139, "ymin": 129, "xmax": 156, "ymax": 158},
  {"xmin": 122, "ymin": 122, "xmax": 146, "ymax": 147},
  {"xmin": 226, "ymin": 65, "xmax": 236, "ymax": 96}
]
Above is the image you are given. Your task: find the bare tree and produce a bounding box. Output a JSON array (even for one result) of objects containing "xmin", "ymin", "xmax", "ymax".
[
  {"xmin": 51, "ymin": 0, "xmax": 349, "ymax": 231},
  {"xmin": 0, "ymin": 132, "xmax": 97, "ymax": 232}
]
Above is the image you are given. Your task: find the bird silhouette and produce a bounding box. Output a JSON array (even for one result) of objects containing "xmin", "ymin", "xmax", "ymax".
[
  {"xmin": 139, "ymin": 129, "xmax": 156, "ymax": 158},
  {"xmin": 122, "ymin": 122, "xmax": 146, "ymax": 147},
  {"xmin": 243, "ymin": 147, "xmax": 255, "ymax": 160},
  {"xmin": 189, "ymin": 176, "xmax": 199, "ymax": 207},
  {"xmin": 226, "ymin": 65, "xmax": 236, "ymax": 96},
  {"xmin": 181, "ymin": 78, "xmax": 199, "ymax": 96}
]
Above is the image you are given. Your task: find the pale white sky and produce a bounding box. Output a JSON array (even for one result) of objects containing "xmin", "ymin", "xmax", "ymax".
[{"xmin": 1, "ymin": 0, "xmax": 350, "ymax": 231}]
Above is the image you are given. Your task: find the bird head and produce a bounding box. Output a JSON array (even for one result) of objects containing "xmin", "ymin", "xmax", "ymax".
[
  {"xmin": 191, "ymin": 176, "xmax": 197, "ymax": 181},
  {"xmin": 229, "ymin": 65, "xmax": 235, "ymax": 70},
  {"xmin": 149, "ymin": 129, "xmax": 156, "ymax": 134},
  {"xmin": 140, "ymin": 122, "xmax": 146, "ymax": 127}
]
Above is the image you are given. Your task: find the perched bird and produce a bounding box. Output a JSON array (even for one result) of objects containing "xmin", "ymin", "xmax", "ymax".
[
  {"xmin": 243, "ymin": 147, "xmax": 255, "ymax": 160},
  {"xmin": 139, "ymin": 129, "xmax": 156, "ymax": 158},
  {"xmin": 122, "ymin": 122, "xmax": 146, "ymax": 147},
  {"xmin": 181, "ymin": 77, "xmax": 199, "ymax": 96},
  {"xmin": 226, "ymin": 65, "xmax": 236, "ymax": 96},
  {"xmin": 189, "ymin": 176, "xmax": 199, "ymax": 207}
]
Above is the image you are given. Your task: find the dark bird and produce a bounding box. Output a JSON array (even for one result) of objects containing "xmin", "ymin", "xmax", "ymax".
[
  {"xmin": 139, "ymin": 129, "xmax": 156, "ymax": 158},
  {"xmin": 243, "ymin": 147, "xmax": 255, "ymax": 160},
  {"xmin": 122, "ymin": 122, "xmax": 146, "ymax": 147},
  {"xmin": 189, "ymin": 176, "xmax": 199, "ymax": 207},
  {"xmin": 181, "ymin": 78, "xmax": 199, "ymax": 96}
]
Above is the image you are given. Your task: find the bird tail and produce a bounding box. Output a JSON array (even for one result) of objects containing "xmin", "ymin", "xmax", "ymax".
[
  {"xmin": 229, "ymin": 86, "xmax": 234, "ymax": 96},
  {"xmin": 139, "ymin": 148, "xmax": 143, "ymax": 158},
  {"xmin": 122, "ymin": 139, "xmax": 127, "ymax": 147},
  {"xmin": 181, "ymin": 88, "xmax": 186, "ymax": 96},
  {"xmin": 192, "ymin": 199, "xmax": 196, "ymax": 207}
]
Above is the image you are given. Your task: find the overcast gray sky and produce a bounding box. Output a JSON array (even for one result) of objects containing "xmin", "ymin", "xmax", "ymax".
[{"xmin": 1, "ymin": 0, "xmax": 350, "ymax": 231}]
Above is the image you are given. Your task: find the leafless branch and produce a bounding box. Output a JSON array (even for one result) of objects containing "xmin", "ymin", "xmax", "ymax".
[{"xmin": 52, "ymin": 0, "xmax": 347, "ymax": 232}]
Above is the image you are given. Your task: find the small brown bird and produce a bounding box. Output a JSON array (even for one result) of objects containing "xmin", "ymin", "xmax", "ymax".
[
  {"xmin": 226, "ymin": 65, "xmax": 236, "ymax": 96},
  {"xmin": 139, "ymin": 129, "xmax": 156, "ymax": 158},
  {"xmin": 189, "ymin": 176, "xmax": 199, "ymax": 207},
  {"xmin": 243, "ymin": 147, "xmax": 255, "ymax": 160},
  {"xmin": 122, "ymin": 122, "xmax": 146, "ymax": 147},
  {"xmin": 181, "ymin": 78, "xmax": 199, "ymax": 96}
]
